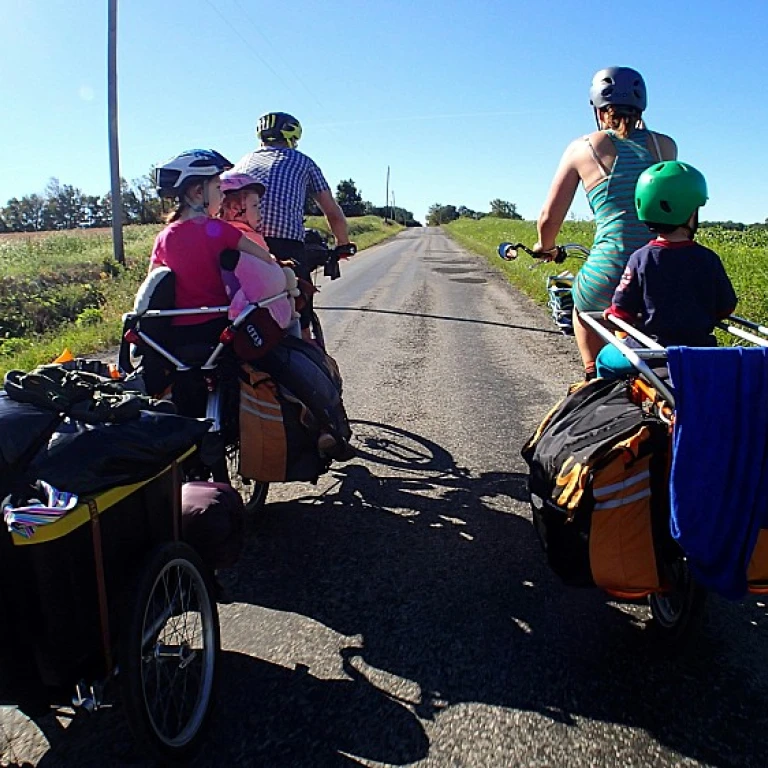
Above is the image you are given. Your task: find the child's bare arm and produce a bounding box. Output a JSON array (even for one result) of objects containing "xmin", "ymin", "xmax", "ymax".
[{"xmin": 236, "ymin": 235, "xmax": 275, "ymax": 264}]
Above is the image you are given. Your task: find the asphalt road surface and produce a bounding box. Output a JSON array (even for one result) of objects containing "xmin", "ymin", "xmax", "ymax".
[{"xmin": 2, "ymin": 228, "xmax": 767, "ymax": 767}]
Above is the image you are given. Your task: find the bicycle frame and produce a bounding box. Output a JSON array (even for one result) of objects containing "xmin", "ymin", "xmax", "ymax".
[
  {"xmin": 120, "ymin": 291, "xmax": 289, "ymax": 433},
  {"xmin": 578, "ymin": 311, "xmax": 768, "ymax": 410}
]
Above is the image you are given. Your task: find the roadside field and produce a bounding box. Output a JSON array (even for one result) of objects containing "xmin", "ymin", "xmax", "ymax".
[
  {"xmin": 0, "ymin": 216, "xmax": 402, "ymax": 378},
  {"xmin": 444, "ymin": 219, "xmax": 768, "ymax": 325}
]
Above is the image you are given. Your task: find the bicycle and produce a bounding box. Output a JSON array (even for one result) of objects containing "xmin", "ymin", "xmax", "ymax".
[
  {"xmin": 118, "ymin": 286, "xmax": 290, "ymax": 515},
  {"xmin": 497, "ymin": 242, "xmax": 589, "ymax": 333}
]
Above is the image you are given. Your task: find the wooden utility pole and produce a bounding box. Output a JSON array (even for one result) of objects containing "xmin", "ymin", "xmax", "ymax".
[
  {"xmin": 108, "ymin": 0, "xmax": 125, "ymax": 264},
  {"xmin": 385, "ymin": 166, "xmax": 390, "ymax": 223}
]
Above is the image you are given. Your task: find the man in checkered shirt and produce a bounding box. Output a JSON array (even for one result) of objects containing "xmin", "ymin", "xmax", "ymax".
[{"xmin": 234, "ymin": 112, "xmax": 351, "ymax": 339}]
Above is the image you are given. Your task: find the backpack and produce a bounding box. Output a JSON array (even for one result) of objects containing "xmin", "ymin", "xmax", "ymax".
[
  {"xmin": 521, "ymin": 378, "xmax": 671, "ymax": 597},
  {"xmin": 238, "ymin": 364, "xmax": 329, "ymax": 483}
]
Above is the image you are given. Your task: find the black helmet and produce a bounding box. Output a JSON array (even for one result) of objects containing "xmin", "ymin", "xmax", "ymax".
[
  {"xmin": 589, "ymin": 67, "xmax": 647, "ymax": 112},
  {"xmin": 256, "ymin": 112, "xmax": 303, "ymax": 148}
]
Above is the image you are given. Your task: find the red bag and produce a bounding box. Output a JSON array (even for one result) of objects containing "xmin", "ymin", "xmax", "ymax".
[{"xmin": 232, "ymin": 306, "xmax": 286, "ymax": 361}]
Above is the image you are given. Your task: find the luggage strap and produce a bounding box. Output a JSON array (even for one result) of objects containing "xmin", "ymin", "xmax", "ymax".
[{"xmin": 87, "ymin": 498, "xmax": 113, "ymax": 675}]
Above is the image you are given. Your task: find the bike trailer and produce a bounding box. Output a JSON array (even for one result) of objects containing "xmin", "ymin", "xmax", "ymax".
[
  {"xmin": 522, "ymin": 378, "xmax": 672, "ymax": 597},
  {"xmin": 0, "ymin": 386, "xmax": 210, "ymax": 698},
  {"xmin": 1, "ymin": 458, "xmax": 187, "ymax": 699}
]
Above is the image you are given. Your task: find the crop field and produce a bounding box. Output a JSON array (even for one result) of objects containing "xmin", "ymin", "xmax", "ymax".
[
  {"xmin": 0, "ymin": 216, "xmax": 402, "ymax": 378},
  {"xmin": 445, "ymin": 218, "xmax": 768, "ymax": 326}
]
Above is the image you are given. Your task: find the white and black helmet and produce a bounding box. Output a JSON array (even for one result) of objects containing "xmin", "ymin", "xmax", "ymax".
[
  {"xmin": 154, "ymin": 149, "xmax": 233, "ymax": 198},
  {"xmin": 589, "ymin": 67, "xmax": 647, "ymax": 112}
]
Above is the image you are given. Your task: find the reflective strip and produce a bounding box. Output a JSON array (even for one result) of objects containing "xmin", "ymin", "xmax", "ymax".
[
  {"xmin": 241, "ymin": 403, "xmax": 283, "ymax": 422},
  {"xmin": 594, "ymin": 488, "xmax": 651, "ymax": 510},
  {"xmin": 593, "ymin": 469, "xmax": 650, "ymax": 499},
  {"xmin": 242, "ymin": 391, "xmax": 281, "ymax": 411}
]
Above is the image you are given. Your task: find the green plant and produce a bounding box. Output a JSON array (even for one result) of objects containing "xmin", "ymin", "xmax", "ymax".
[{"xmin": 76, "ymin": 307, "xmax": 104, "ymax": 326}]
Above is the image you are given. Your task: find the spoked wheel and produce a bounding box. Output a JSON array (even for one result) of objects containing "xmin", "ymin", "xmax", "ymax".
[
  {"xmin": 647, "ymin": 557, "xmax": 707, "ymax": 646},
  {"xmin": 120, "ymin": 541, "xmax": 220, "ymax": 761},
  {"xmin": 224, "ymin": 442, "xmax": 269, "ymax": 516}
]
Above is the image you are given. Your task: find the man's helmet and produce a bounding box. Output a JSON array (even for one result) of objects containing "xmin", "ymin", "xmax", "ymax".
[
  {"xmin": 635, "ymin": 161, "xmax": 708, "ymax": 226},
  {"xmin": 220, "ymin": 171, "xmax": 265, "ymax": 196},
  {"xmin": 256, "ymin": 112, "xmax": 303, "ymax": 148},
  {"xmin": 154, "ymin": 149, "xmax": 233, "ymax": 198},
  {"xmin": 589, "ymin": 67, "xmax": 647, "ymax": 112}
]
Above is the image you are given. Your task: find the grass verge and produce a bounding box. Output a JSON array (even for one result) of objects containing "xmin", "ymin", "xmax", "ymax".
[
  {"xmin": 0, "ymin": 216, "xmax": 403, "ymax": 379},
  {"xmin": 444, "ymin": 219, "xmax": 768, "ymax": 325}
]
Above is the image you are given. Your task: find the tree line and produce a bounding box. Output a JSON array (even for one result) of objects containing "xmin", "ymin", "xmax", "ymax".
[
  {"xmin": 426, "ymin": 199, "xmax": 523, "ymax": 226},
  {"xmin": 0, "ymin": 175, "xmax": 163, "ymax": 233},
  {"xmin": 0, "ymin": 176, "xmax": 420, "ymax": 233}
]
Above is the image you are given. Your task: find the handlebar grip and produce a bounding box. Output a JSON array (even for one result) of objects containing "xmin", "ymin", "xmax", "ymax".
[{"xmin": 336, "ymin": 242, "xmax": 357, "ymax": 258}]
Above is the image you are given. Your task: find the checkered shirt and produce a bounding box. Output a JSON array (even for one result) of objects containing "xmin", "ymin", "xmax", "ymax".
[{"xmin": 233, "ymin": 146, "xmax": 330, "ymax": 241}]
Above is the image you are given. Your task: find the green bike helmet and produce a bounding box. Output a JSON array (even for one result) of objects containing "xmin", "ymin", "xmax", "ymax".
[{"xmin": 635, "ymin": 161, "xmax": 708, "ymax": 227}]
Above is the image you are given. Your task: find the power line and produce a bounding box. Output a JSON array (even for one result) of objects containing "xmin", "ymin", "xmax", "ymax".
[
  {"xmin": 201, "ymin": 0, "xmax": 304, "ymax": 102},
  {"xmin": 229, "ymin": 0, "xmax": 326, "ymax": 110}
]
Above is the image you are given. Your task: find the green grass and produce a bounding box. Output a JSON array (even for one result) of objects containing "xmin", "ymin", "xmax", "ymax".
[
  {"xmin": 304, "ymin": 214, "xmax": 404, "ymax": 250},
  {"xmin": 444, "ymin": 218, "xmax": 768, "ymax": 326},
  {"xmin": 0, "ymin": 216, "xmax": 402, "ymax": 379}
]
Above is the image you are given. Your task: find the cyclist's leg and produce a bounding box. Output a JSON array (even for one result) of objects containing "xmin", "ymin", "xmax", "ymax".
[
  {"xmin": 571, "ymin": 263, "xmax": 619, "ymax": 376},
  {"xmin": 266, "ymin": 237, "xmax": 313, "ymax": 340}
]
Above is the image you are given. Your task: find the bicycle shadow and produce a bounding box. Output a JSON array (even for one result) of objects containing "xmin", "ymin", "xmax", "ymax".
[
  {"xmin": 232, "ymin": 420, "xmax": 768, "ymax": 768},
  {"xmin": 13, "ymin": 422, "xmax": 767, "ymax": 767},
  {"xmin": 7, "ymin": 645, "xmax": 427, "ymax": 768}
]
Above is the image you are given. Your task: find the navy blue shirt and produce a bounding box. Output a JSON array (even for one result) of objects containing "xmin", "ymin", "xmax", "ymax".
[{"xmin": 610, "ymin": 239, "xmax": 737, "ymax": 347}]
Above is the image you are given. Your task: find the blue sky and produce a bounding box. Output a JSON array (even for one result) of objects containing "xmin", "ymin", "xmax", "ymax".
[{"xmin": 2, "ymin": 0, "xmax": 767, "ymax": 224}]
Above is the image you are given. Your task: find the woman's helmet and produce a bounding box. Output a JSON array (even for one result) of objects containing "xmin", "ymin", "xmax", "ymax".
[
  {"xmin": 589, "ymin": 67, "xmax": 647, "ymax": 112},
  {"xmin": 256, "ymin": 112, "xmax": 303, "ymax": 148},
  {"xmin": 635, "ymin": 162, "xmax": 708, "ymax": 226},
  {"xmin": 220, "ymin": 171, "xmax": 265, "ymax": 196},
  {"xmin": 154, "ymin": 149, "xmax": 233, "ymax": 198}
]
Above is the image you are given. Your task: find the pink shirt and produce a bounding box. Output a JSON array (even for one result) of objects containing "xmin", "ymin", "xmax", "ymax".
[
  {"xmin": 149, "ymin": 218, "xmax": 242, "ymax": 325},
  {"xmin": 226, "ymin": 221, "xmax": 294, "ymax": 329}
]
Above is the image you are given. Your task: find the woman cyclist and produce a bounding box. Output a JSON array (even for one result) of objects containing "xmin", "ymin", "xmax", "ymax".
[{"xmin": 534, "ymin": 67, "xmax": 677, "ymax": 379}]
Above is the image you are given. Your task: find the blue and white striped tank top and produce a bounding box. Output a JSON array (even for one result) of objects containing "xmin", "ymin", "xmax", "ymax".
[{"xmin": 572, "ymin": 128, "xmax": 658, "ymax": 312}]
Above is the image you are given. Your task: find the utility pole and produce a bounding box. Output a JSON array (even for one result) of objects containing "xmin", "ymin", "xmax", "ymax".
[
  {"xmin": 108, "ymin": 0, "xmax": 125, "ymax": 265},
  {"xmin": 384, "ymin": 166, "xmax": 390, "ymax": 223}
]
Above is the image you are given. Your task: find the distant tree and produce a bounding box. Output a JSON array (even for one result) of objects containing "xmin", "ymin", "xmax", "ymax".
[
  {"xmin": 457, "ymin": 205, "xmax": 485, "ymax": 220},
  {"xmin": 426, "ymin": 204, "xmax": 459, "ymax": 226},
  {"xmin": 335, "ymin": 179, "xmax": 366, "ymax": 216},
  {"xmin": 304, "ymin": 195, "xmax": 321, "ymax": 216},
  {"xmin": 488, "ymin": 199, "xmax": 522, "ymax": 220}
]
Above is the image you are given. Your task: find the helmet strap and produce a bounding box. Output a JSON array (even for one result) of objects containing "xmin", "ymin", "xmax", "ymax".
[{"xmin": 593, "ymin": 108, "xmax": 603, "ymax": 130}]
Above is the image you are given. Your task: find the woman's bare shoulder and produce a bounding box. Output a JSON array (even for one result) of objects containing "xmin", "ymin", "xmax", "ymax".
[{"xmin": 650, "ymin": 130, "xmax": 678, "ymax": 158}]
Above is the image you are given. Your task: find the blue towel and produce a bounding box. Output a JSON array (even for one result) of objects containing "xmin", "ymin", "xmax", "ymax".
[{"xmin": 668, "ymin": 346, "xmax": 768, "ymax": 599}]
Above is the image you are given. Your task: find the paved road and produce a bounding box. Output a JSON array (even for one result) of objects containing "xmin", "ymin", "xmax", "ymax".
[{"xmin": 2, "ymin": 228, "xmax": 767, "ymax": 767}]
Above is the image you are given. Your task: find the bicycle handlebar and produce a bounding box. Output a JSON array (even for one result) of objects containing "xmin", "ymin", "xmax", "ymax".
[{"xmin": 497, "ymin": 242, "xmax": 589, "ymax": 264}]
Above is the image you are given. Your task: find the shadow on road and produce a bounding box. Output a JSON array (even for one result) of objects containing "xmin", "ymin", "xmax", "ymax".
[
  {"xmin": 233, "ymin": 420, "xmax": 767, "ymax": 768},
  {"xmin": 10, "ymin": 422, "xmax": 766, "ymax": 767}
]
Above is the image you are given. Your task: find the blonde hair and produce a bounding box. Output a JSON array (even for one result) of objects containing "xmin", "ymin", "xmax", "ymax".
[
  {"xmin": 164, "ymin": 180, "xmax": 204, "ymax": 223},
  {"xmin": 600, "ymin": 105, "xmax": 643, "ymax": 139}
]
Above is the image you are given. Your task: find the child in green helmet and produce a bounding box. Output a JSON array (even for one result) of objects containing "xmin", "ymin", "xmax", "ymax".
[{"xmin": 596, "ymin": 161, "xmax": 737, "ymax": 378}]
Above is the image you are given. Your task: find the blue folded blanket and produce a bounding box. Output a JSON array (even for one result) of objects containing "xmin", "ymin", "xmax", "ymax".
[{"xmin": 668, "ymin": 346, "xmax": 768, "ymax": 599}]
